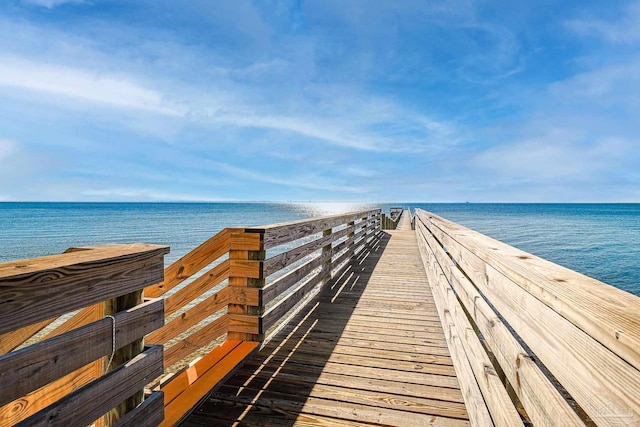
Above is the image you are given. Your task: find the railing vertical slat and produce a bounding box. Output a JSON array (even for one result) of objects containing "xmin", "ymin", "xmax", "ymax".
[
  {"xmin": 321, "ymin": 228, "xmax": 333, "ymax": 284},
  {"xmin": 104, "ymin": 290, "xmax": 144, "ymax": 426}
]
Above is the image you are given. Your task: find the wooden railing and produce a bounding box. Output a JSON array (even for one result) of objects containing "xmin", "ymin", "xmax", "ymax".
[
  {"xmin": 156, "ymin": 208, "xmax": 382, "ymax": 425},
  {"xmin": 414, "ymin": 209, "xmax": 640, "ymax": 427},
  {"xmin": 0, "ymin": 209, "xmax": 381, "ymax": 426},
  {"xmin": 0, "ymin": 243, "xmax": 169, "ymax": 427},
  {"xmin": 381, "ymin": 208, "xmax": 403, "ymax": 230},
  {"xmin": 250, "ymin": 208, "xmax": 382, "ymax": 336}
]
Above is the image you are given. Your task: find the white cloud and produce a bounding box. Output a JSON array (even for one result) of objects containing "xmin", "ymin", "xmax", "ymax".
[
  {"xmin": 473, "ymin": 130, "xmax": 633, "ymax": 182},
  {"xmin": 0, "ymin": 56, "xmax": 182, "ymax": 115},
  {"xmin": 22, "ymin": 0, "xmax": 86, "ymax": 9},
  {"xmin": 566, "ymin": 3, "xmax": 640, "ymax": 43},
  {"xmin": 549, "ymin": 62, "xmax": 640, "ymax": 109},
  {"xmin": 203, "ymin": 108, "xmax": 457, "ymax": 154},
  {"xmin": 81, "ymin": 188, "xmax": 223, "ymax": 202},
  {"xmin": 210, "ymin": 161, "xmax": 366, "ymax": 193},
  {"xmin": 343, "ymin": 166, "xmax": 376, "ymax": 178}
]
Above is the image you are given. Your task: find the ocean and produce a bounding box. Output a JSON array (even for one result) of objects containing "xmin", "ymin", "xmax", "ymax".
[{"xmin": 1, "ymin": 202, "xmax": 638, "ymax": 297}]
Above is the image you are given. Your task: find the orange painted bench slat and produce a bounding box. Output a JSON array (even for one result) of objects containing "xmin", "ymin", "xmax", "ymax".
[{"xmin": 160, "ymin": 340, "xmax": 259, "ymax": 427}]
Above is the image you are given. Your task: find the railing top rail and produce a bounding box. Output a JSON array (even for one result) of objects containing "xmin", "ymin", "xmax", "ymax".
[
  {"xmin": 0, "ymin": 243, "xmax": 169, "ymax": 335},
  {"xmin": 0, "ymin": 243, "xmax": 169, "ymax": 280},
  {"xmin": 246, "ymin": 209, "xmax": 381, "ymax": 249},
  {"xmin": 248, "ymin": 208, "xmax": 380, "ymax": 231}
]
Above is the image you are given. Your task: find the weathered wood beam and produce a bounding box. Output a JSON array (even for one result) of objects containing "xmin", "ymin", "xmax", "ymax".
[
  {"xmin": 15, "ymin": 346, "xmax": 163, "ymax": 427},
  {"xmin": 0, "ymin": 298, "xmax": 163, "ymax": 407},
  {"xmin": 0, "ymin": 244, "xmax": 168, "ymax": 334}
]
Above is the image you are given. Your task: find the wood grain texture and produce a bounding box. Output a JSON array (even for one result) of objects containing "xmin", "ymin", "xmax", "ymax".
[
  {"xmin": 0, "ymin": 318, "xmax": 54, "ymax": 355},
  {"xmin": 416, "ymin": 209, "xmax": 640, "ymax": 426},
  {"xmin": 228, "ymin": 259, "xmax": 261, "ymax": 279},
  {"xmin": 163, "ymin": 315, "xmax": 228, "ymax": 369},
  {"xmin": 263, "ymin": 225, "xmax": 353, "ymax": 277},
  {"xmin": 261, "ymin": 272, "xmax": 324, "ymax": 331},
  {"xmin": 0, "ymin": 243, "xmax": 168, "ymax": 280},
  {"xmin": 182, "ymin": 213, "xmax": 470, "ymax": 427},
  {"xmin": 0, "ymin": 303, "xmax": 105, "ymax": 427},
  {"xmin": 112, "ymin": 391, "xmax": 164, "ymax": 427},
  {"xmin": 0, "ymin": 244, "xmax": 167, "ymax": 334},
  {"xmin": 229, "ymin": 232, "xmax": 262, "ymax": 251},
  {"xmin": 423, "ymin": 210, "xmax": 640, "ymax": 372},
  {"xmin": 15, "ymin": 345, "xmax": 163, "ymax": 427},
  {"xmin": 104, "ymin": 290, "xmax": 146, "ymax": 425},
  {"xmin": 438, "ymin": 310, "xmax": 494, "ymax": 427},
  {"xmin": 228, "ymin": 286, "xmax": 260, "ymax": 306},
  {"xmin": 226, "ymin": 314, "xmax": 260, "ymax": 335},
  {"xmin": 161, "ymin": 341, "xmax": 243, "ymax": 407},
  {"xmin": 0, "ymin": 298, "xmax": 163, "ymax": 407},
  {"xmin": 146, "ymin": 229, "xmax": 234, "ymax": 298},
  {"xmin": 148, "ymin": 288, "xmax": 229, "ymax": 346},
  {"xmin": 416, "ymin": 214, "xmax": 585, "ymax": 427},
  {"xmin": 261, "ymin": 227, "xmax": 374, "ymax": 333},
  {"xmin": 249, "ymin": 209, "xmax": 380, "ymax": 249},
  {"xmin": 163, "ymin": 260, "xmax": 229, "ymax": 316},
  {"xmin": 417, "ymin": 225, "xmax": 523, "ymax": 427},
  {"xmin": 43, "ymin": 304, "xmax": 102, "ymax": 341},
  {"xmin": 227, "ymin": 242, "xmax": 265, "ymax": 341},
  {"xmin": 262, "ymin": 255, "xmax": 324, "ymax": 305},
  {"xmin": 0, "ymin": 363, "xmax": 96, "ymax": 427},
  {"xmin": 161, "ymin": 341, "xmax": 258, "ymax": 427}
]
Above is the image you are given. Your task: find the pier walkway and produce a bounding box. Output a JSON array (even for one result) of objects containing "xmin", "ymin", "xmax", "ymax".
[{"xmin": 181, "ymin": 213, "xmax": 469, "ymax": 426}]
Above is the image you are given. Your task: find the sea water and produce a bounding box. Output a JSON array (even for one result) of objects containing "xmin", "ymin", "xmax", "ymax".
[{"xmin": 1, "ymin": 202, "xmax": 638, "ymax": 296}]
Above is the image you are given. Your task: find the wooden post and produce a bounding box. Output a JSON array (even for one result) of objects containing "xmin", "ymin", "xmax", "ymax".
[
  {"xmin": 104, "ymin": 291, "xmax": 144, "ymax": 426},
  {"xmin": 227, "ymin": 231, "xmax": 265, "ymax": 342},
  {"xmin": 320, "ymin": 228, "xmax": 333, "ymax": 284},
  {"xmin": 347, "ymin": 221, "xmax": 355, "ymax": 258}
]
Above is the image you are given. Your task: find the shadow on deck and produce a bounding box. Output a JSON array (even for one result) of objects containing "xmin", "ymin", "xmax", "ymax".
[{"xmin": 181, "ymin": 227, "xmax": 469, "ymax": 426}]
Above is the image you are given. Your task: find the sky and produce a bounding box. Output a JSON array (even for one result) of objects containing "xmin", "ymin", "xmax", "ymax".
[{"xmin": 0, "ymin": 0, "xmax": 638, "ymax": 202}]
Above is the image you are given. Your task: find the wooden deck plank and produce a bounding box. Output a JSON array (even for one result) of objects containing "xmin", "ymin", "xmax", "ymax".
[{"xmin": 180, "ymin": 212, "xmax": 469, "ymax": 426}]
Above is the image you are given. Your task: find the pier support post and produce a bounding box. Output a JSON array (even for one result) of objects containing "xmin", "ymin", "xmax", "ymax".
[
  {"xmin": 347, "ymin": 221, "xmax": 355, "ymax": 258},
  {"xmin": 104, "ymin": 290, "xmax": 144, "ymax": 426},
  {"xmin": 227, "ymin": 231, "xmax": 265, "ymax": 342},
  {"xmin": 321, "ymin": 228, "xmax": 333, "ymax": 284}
]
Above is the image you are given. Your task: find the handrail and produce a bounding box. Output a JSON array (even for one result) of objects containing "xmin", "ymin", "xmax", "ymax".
[
  {"xmin": 236, "ymin": 209, "xmax": 382, "ymax": 339},
  {"xmin": 381, "ymin": 208, "xmax": 403, "ymax": 230},
  {"xmin": 414, "ymin": 208, "xmax": 640, "ymax": 427},
  {"xmin": 154, "ymin": 208, "xmax": 382, "ymax": 425},
  {"xmin": 0, "ymin": 244, "xmax": 168, "ymax": 426}
]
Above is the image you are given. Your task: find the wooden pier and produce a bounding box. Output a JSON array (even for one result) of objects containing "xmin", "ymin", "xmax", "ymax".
[
  {"xmin": 182, "ymin": 213, "xmax": 469, "ymax": 426},
  {"xmin": 1, "ymin": 208, "xmax": 639, "ymax": 427}
]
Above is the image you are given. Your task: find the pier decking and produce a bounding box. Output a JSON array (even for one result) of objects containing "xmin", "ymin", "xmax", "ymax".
[{"xmin": 181, "ymin": 213, "xmax": 469, "ymax": 426}]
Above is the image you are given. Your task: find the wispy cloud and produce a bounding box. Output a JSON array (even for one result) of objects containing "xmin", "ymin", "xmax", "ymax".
[
  {"xmin": 209, "ymin": 161, "xmax": 367, "ymax": 194},
  {"xmin": 81, "ymin": 188, "xmax": 223, "ymax": 202},
  {"xmin": 208, "ymin": 111, "xmax": 452, "ymax": 153},
  {"xmin": 566, "ymin": 2, "xmax": 640, "ymax": 43},
  {"xmin": 549, "ymin": 62, "xmax": 640, "ymax": 109},
  {"xmin": 0, "ymin": 56, "xmax": 182, "ymax": 115},
  {"xmin": 22, "ymin": 0, "xmax": 87, "ymax": 9},
  {"xmin": 473, "ymin": 130, "xmax": 633, "ymax": 182}
]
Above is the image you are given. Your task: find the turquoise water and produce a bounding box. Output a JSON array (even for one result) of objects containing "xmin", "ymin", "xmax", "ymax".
[{"xmin": 1, "ymin": 202, "xmax": 638, "ymax": 296}]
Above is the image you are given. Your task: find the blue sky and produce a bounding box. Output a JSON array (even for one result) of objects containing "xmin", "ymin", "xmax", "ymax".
[{"xmin": 0, "ymin": 0, "xmax": 638, "ymax": 202}]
